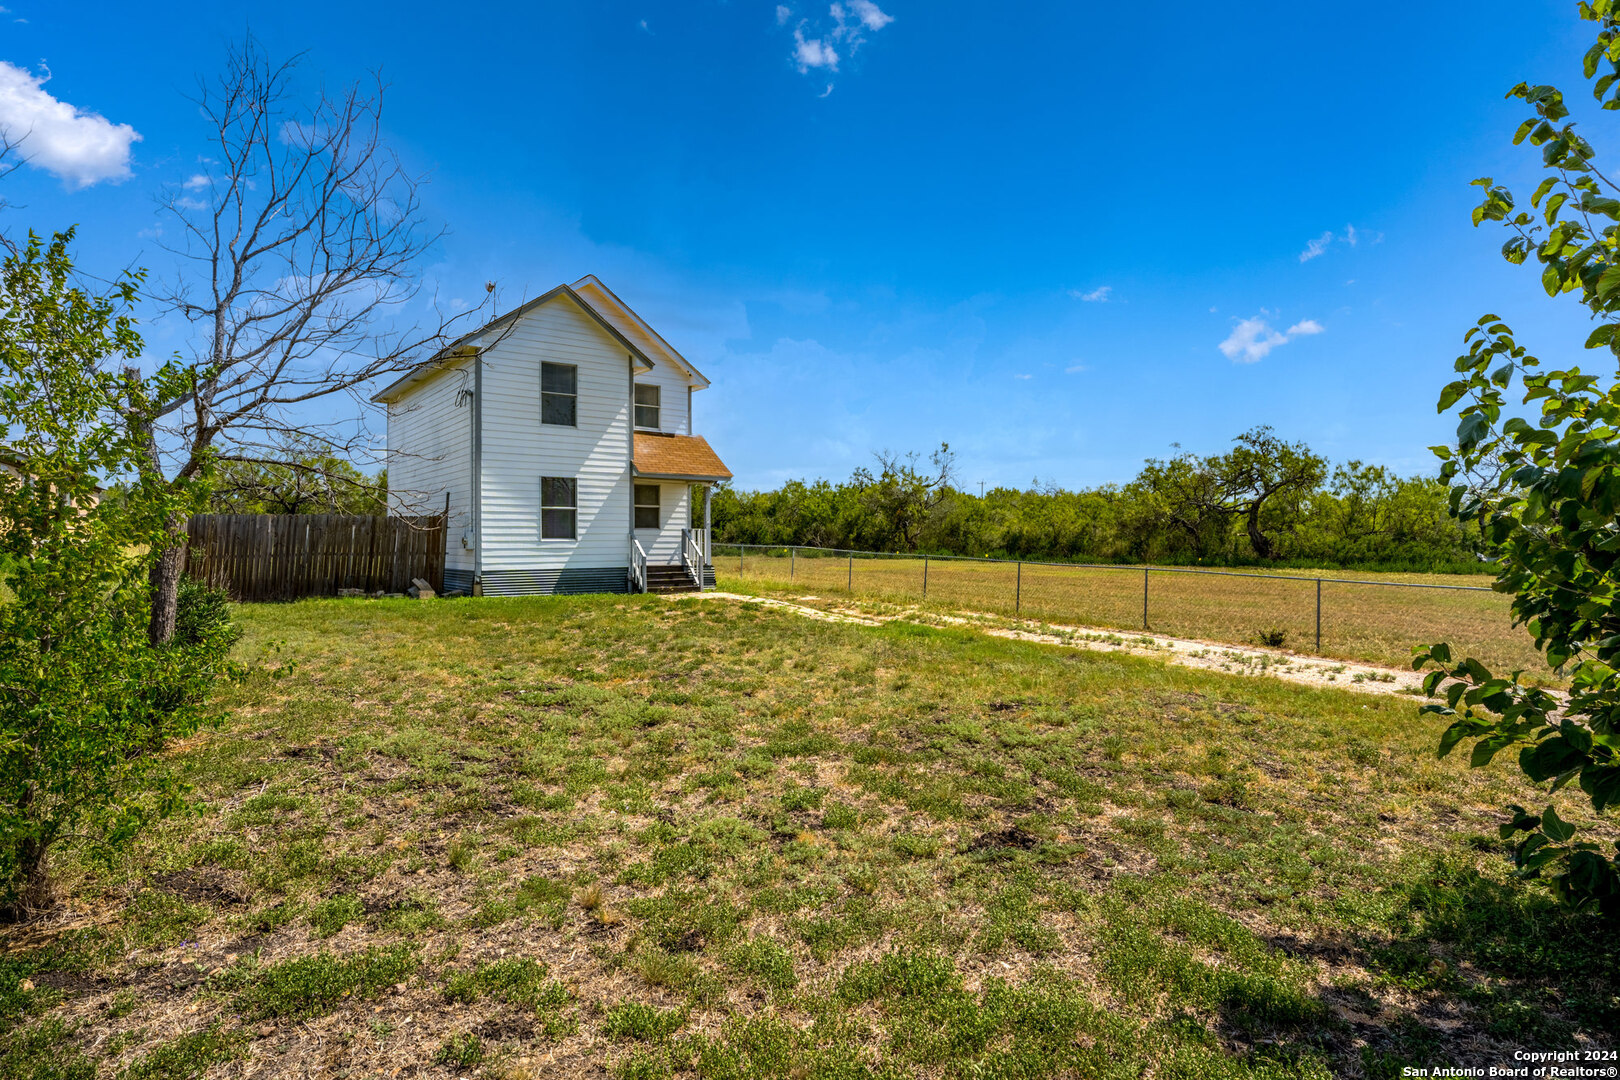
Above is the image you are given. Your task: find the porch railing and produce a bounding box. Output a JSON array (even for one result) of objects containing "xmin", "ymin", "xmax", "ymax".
[
  {"xmin": 681, "ymin": 528, "xmax": 704, "ymax": 589},
  {"xmin": 629, "ymin": 536, "xmax": 648, "ymax": 594}
]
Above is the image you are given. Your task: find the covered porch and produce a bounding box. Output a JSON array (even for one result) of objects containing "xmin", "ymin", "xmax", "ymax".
[{"xmin": 629, "ymin": 432, "xmax": 732, "ymax": 593}]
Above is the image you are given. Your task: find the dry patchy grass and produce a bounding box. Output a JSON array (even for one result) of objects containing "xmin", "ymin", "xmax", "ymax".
[
  {"xmin": 723, "ymin": 551, "xmax": 1544, "ymax": 676},
  {"xmin": 0, "ymin": 594, "xmax": 1612, "ymax": 1080}
]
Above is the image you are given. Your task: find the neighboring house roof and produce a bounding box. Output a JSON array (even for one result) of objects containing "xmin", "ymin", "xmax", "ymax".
[
  {"xmin": 633, "ymin": 433, "xmax": 732, "ymax": 483},
  {"xmin": 370, "ymin": 282, "xmax": 662, "ymax": 405}
]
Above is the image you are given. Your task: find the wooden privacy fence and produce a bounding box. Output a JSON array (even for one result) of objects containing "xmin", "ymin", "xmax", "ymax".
[{"xmin": 184, "ymin": 514, "xmax": 447, "ymax": 602}]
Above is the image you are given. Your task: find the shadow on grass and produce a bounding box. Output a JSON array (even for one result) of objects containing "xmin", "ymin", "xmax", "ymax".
[{"xmin": 1337, "ymin": 851, "xmax": 1618, "ymax": 1078}]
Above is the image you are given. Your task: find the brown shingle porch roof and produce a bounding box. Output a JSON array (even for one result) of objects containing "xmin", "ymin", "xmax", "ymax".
[{"xmin": 633, "ymin": 433, "xmax": 732, "ymax": 483}]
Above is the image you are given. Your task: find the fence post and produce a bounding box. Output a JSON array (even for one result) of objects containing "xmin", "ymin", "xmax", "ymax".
[
  {"xmin": 740, "ymin": 545, "xmax": 745, "ymax": 575},
  {"xmin": 1016, "ymin": 561, "xmax": 1022, "ymax": 614},
  {"xmin": 923, "ymin": 555, "xmax": 928, "ymax": 598},
  {"xmin": 1316, "ymin": 578, "xmax": 1322, "ymax": 653},
  {"xmin": 848, "ymin": 553, "xmax": 853, "ymax": 591},
  {"xmin": 791, "ymin": 547, "xmax": 795, "ymax": 581},
  {"xmin": 1143, "ymin": 567, "xmax": 1149, "ymax": 630}
]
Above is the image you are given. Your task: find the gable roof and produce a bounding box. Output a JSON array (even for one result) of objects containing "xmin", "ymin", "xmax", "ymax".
[
  {"xmin": 571, "ymin": 275, "xmax": 711, "ymax": 389},
  {"xmin": 370, "ymin": 283, "xmax": 658, "ymax": 404}
]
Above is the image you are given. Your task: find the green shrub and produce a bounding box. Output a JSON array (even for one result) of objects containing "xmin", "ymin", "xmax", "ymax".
[
  {"xmin": 173, "ymin": 577, "xmax": 242, "ymax": 649},
  {"xmin": 0, "ymin": 233, "xmax": 236, "ymax": 918}
]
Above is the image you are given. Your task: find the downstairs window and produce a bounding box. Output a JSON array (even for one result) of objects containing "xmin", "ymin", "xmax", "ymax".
[{"xmin": 634, "ymin": 484, "xmax": 660, "ymax": 530}]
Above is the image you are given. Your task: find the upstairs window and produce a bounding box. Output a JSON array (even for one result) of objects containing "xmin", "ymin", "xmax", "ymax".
[
  {"xmin": 541, "ymin": 363, "xmax": 577, "ymax": 426},
  {"xmin": 634, "ymin": 484, "xmax": 660, "ymax": 530},
  {"xmin": 541, "ymin": 477, "xmax": 577, "ymax": 539},
  {"xmin": 633, "ymin": 383, "xmax": 661, "ymax": 429}
]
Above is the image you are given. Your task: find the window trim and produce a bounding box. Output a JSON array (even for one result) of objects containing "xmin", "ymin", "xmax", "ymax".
[
  {"xmin": 540, "ymin": 476, "xmax": 577, "ymax": 541},
  {"xmin": 633, "ymin": 382, "xmax": 661, "ymax": 430},
  {"xmin": 541, "ymin": 362, "xmax": 578, "ymax": 427},
  {"xmin": 633, "ymin": 483, "xmax": 660, "ymax": 531}
]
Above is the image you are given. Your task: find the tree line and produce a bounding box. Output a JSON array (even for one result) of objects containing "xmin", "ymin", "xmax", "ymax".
[{"xmin": 711, "ymin": 430, "xmax": 1485, "ymax": 572}]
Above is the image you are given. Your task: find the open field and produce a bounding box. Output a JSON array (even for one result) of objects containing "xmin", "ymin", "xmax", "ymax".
[
  {"xmin": 2, "ymin": 595, "xmax": 1614, "ymax": 1079},
  {"xmin": 720, "ymin": 549, "xmax": 1545, "ymax": 677}
]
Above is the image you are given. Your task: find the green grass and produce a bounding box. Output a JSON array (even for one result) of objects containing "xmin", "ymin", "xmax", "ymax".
[
  {"xmin": 2, "ymin": 592, "xmax": 1614, "ymax": 1077},
  {"xmin": 210, "ymin": 946, "xmax": 416, "ymax": 1020},
  {"xmin": 120, "ymin": 1024, "xmax": 246, "ymax": 1080}
]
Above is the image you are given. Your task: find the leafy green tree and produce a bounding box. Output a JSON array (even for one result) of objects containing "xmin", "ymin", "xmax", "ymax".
[
  {"xmin": 712, "ymin": 438, "xmax": 1472, "ymax": 570},
  {"xmin": 1219, "ymin": 427, "xmax": 1327, "ymax": 560},
  {"xmin": 856, "ymin": 444, "xmax": 956, "ymax": 551},
  {"xmin": 1416, "ymin": 1, "xmax": 1620, "ymax": 915},
  {"xmin": 0, "ymin": 231, "xmax": 233, "ymax": 918},
  {"xmin": 208, "ymin": 441, "xmax": 386, "ymax": 516},
  {"xmin": 1135, "ymin": 428, "xmax": 1325, "ymax": 562},
  {"xmin": 1134, "ymin": 450, "xmax": 1235, "ymax": 561}
]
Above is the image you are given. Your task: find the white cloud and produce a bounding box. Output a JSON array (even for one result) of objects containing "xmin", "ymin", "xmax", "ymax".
[
  {"xmin": 784, "ymin": 1, "xmax": 892, "ymax": 86},
  {"xmin": 1299, "ymin": 231, "xmax": 1333, "ymax": 262},
  {"xmin": 1219, "ymin": 317, "xmax": 1288, "ymax": 363},
  {"xmin": 793, "ymin": 28, "xmax": 839, "ymax": 71},
  {"xmin": 845, "ymin": 0, "xmax": 894, "ymax": 29},
  {"xmin": 183, "ymin": 173, "xmax": 209, "ymax": 190},
  {"xmin": 1070, "ymin": 285, "xmax": 1111, "ymax": 302},
  {"xmin": 1219, "ymin": 314, "xmax": 1325, "ymax": 363},
  {"xmin": 0, "ymin": 61, "xmax": 140, "ymax": 187},
  {"xmin": 1065, "ymin": 363, "xmax": 1087, "ymax": 374},
  {"xmin": 1299, "ymin": 224, "xmax": 1381, "ymax": 263},
  {"xmin": 1013, "ymin": 373, "xmax": 1033, "ymax": 380}
]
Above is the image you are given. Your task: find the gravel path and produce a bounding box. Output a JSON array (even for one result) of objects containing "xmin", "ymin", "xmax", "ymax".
[{"xmin": 671, "ymin": 591, "xmax": 1430, "ymax": 697}]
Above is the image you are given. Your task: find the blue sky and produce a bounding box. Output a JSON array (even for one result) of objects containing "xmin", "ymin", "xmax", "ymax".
[{"xmin": 0, "ymin": 0, "xmax": 1600, "ymax": 490}]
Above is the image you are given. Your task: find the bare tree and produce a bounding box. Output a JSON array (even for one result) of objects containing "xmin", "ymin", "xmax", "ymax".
[
  {"xmin": 0, "ymin": 131, "xmax": 26, "ymax": 242},
  {"xmin": 136, "ymin": 35, "xmax": 488, "ymax": 643}
]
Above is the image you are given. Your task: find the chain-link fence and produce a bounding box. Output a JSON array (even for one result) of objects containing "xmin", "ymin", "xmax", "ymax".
[{"xmin": 712, "ymin": 543, "xmax": 1539, "ymax": 674}]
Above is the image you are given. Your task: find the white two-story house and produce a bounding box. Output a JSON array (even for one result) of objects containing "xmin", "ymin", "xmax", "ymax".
[{"xmin": 372, "ymin": 276, "xmax": 731, "ymax": 596}]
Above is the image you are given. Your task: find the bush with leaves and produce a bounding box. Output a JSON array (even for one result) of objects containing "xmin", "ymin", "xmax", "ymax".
[
  {"xmin": 0, "ymin": 230, "xmax": 231, "ymax": 919},
  {"xmin": 1415, "ymin": 2, "xmax": 1620, "ymax": 916},
  {"xmin": 174, "ymin": 577, "xmax": 242, "ymax": 650}
]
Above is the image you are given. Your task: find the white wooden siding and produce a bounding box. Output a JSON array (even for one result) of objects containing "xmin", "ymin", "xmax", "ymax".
[
  {"xmin": 478, "ymin": 298, "xmax": 633, "ymax": 573},
  {"xmin": 385, "ymin": 360, "xmax": 473, "ymax": 575},
  {"xmin": 632, "ymin": 358, "xmax": 690, "ymax": 436},
  {"xmin": 635, "ymin": 481, "xmax": 691, "ymax": 564}
]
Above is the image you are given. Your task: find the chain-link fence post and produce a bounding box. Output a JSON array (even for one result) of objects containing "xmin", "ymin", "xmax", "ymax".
[
  {"xmin": 923, "ymin": 555, "xmax": 928, "ymax": 598},
  {"xmin": 791, "ymin": 547, "xmax": 795, "ymax": 582},
  {"xmin": 740, "ymin": 545, "xmax": 745, "ymax": 575},
  {"xmin": 1016, "ymin": 561, "xmax": 1022, "ymax": 614},
  {"xmin": 1143, "ymin": 567, "xmax": 1149, "ymax": 630},
  {"xmin": 1315, "ymin": 578, "xmax": 1322, "ymax": 653},
  {"xmin": 847, "ymin": 553, "xmax": 853, "ymax": 591}
]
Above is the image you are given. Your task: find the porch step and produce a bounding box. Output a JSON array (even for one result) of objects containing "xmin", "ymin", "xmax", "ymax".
[{"xmin": 644, "ymin": 564, "xmax": 701, "ymax": 594}]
